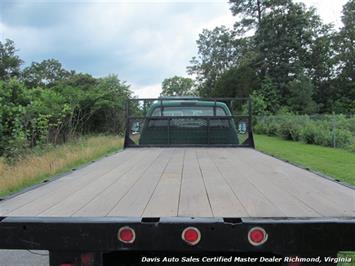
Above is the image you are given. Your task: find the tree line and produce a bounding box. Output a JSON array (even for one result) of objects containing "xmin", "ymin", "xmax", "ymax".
[
  {"xmin": 1, "ymin": 0, "xmax": 354, "ymax": 158},
  {"xmin": 0, "ymin": 39, "xmax": 131, "ymax": 158},
  {"xmin": 162, "ymin": 0, "xmax": 354, "ymax": 115}
]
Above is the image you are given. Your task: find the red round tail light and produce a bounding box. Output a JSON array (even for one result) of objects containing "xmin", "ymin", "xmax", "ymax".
[
  {"xmin": 248, "ymin": 227, "xmax": 268, "ymax": 246},
  {"xmin": 182, "ymin": 227, "xmax": 201, "ymax": 246},
  {"xmin": 118, "ymin": 226, "xmax": 136, "ymax": 243}
]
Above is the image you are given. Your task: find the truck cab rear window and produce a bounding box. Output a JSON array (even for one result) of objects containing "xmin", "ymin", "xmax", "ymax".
[{"xmin": 151, "ymin": 106, "xmax": 227, "ymax": 117}]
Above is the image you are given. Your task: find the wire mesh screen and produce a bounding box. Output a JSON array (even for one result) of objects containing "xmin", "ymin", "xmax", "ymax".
[{"xmin": 124, "ymin": 98, "xmax": 254, "ymax": 147}]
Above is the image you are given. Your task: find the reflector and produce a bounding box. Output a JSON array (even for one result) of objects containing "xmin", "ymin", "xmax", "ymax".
[
  {"xmin": 248, "ymin": 227, "xmax": 268, "ymax": 246},
  {"xmin": 118, "ymin": 226, "xmax": 136, "ymax": 243},
  {"xmin": 182, "ymin": 227, "xmax": 201, "ymax": 245}
]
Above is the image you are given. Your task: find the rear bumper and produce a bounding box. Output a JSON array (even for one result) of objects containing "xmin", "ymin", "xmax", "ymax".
[{"xmin": 0, "ymin": 216, "xmax": 354, "ymax": 254}]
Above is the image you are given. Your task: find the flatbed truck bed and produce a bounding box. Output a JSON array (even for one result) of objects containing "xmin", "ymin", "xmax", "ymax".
[
  {"xmin": 1, "ymin": 98, "xmax": 354, "ymax": 266},
  {"xmin": 1, "ymin": 148, "xmax": 353, "ymax": 218}
]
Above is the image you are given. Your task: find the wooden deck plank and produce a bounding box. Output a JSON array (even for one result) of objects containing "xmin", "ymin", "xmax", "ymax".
[
  {"xmin": 42, "ymin": 149, "xmax": 163, "ymax": 216},
  {"xmin": 6, "ymin": 149, "xmax": 145, "ymax": 216},
  {"xmin": 142, "ymin": 149, "xmax": 184, "ymax": 217},
  {"xmin": 232, "ymin": 149, "xmax": 355, "ymax": 217},
  {"xmin": 221, "ymin": 149, "xmax": 322, "ymax": 217},
  {"xmin": 178, "ymin": 149, "xmax": 213, "ymax": 217},
  {"xmin": 196, "ymin": 149, "xmax": 248, "ymax": 217},
  {"xmin": 73, "ymin": 149, "xmax": 163, "ymax": 217},
  {"xmin": 207, "ymin": 149, "xmax": 286, "ymax": 217},
  {"xmin": 107, "ymin": 149, "xmax": 174, "ymax": 216}
]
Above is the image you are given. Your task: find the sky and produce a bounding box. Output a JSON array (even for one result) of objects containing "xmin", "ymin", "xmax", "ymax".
[{"xmin": 0, "ymin": 0, "xmax": 347, "ymax": 97}]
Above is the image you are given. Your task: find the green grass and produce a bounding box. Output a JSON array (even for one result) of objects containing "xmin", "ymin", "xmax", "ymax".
[
  {"xmin": 254, "ymin": 134, "xmax": 355, "ymax": 186},
  {"xmin": 338, "ymin": 252, "xmax": 355, "ymax": 266},
  {"xmin": 0, "ymin": 135, "xmax": 123, "ymax": 197}
]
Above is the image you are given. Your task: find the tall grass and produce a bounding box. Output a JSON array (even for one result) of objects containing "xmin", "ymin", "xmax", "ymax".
[
  {"xmin": 255, "ymin": 114, "xmax": 354, "ymax": 150},
  {"xmin": 0, "ymin": 135, "xmax": 123, "ymax": 197}
]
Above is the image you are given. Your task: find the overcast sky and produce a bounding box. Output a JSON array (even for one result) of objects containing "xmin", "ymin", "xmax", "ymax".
[{"xmin": 0, "ymin": 0, "xmax": 347, "ymax": 97}]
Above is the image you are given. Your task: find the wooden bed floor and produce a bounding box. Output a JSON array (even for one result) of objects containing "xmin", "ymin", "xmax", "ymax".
[{"xmin": 0, "ymin": 148, "xmax": 354, "ymax": 218}]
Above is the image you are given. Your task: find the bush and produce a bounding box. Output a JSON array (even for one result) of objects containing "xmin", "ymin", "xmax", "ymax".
[
  {"xmin": 333, "ymin": 129, "xmax": 353, "ymax": 148},
  {"xmin": 0, "ymin": 75, "xmax": 131, "ymax": 159},
  {"xmin": 300, "ymin": 124, "xmax": 318, "ymax": 144},
  {"xmin": 312, "ymin": 126, "xmax": 332, "ymax": 146},
  {"xmin": 255, "ymin": 114, "xmax": 353, "ymax": 149},
  {"xmin": 277, "ymin": 118, "xmax": 304, "ymax": 141}
]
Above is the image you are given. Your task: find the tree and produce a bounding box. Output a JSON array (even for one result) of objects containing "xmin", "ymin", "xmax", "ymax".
[
  {"xmin": 332, "ymin": 0, "xmax": 355, "ymax": 113},
  {"xmin": 0, "ymin": 39, "xmax": 23, "ymax": 80},
  {"xmin": 190, "ymin": 1, "xmax": 334, "ymax": 113},
  {"xmin": 257, "ymin": 77, "xmax": 280, "ymax": 113},
  {"xmin": 229, "ymin": 0, "xmax": 265, "ymax": 35},
  {"xmin": 254, "ymin": 2, "xmax": 329, "ymax": 103},
  {"xmin": 0, "ymin": 79, "xmax": 31, "ymax": 157},
  {"xmin": 22, "ymin": 59, "xmax": 71, "ymax": 88},
  {"xmin": 0, "ymin": 39, "xmax": 134, "ymax": 158},
  {"xmin": 212, "ymin": 51, "xmax": 259, "ymax": 98},
  {"xmin": 227, "ymin": 0, "xmax": 339, "ymax": 112},
  {"xmin": 249, "ymin": 90, "xmax": 268, "ymax": 115},
  {"xmin": 60, "ymin": 73, "xmax": 98, "ymax": 91},
  {"xmin": 229, "ymin": 0, "xmax": 292, "ymax": 35},
  {"xmin": 187, "ymin": 26, "xmax": 239, "ymax": 96},
  {"xmin": 88, "ymin": 75, "xmax": 131, "ymax": 133},
  {"xmin": 307, "ymin": 26, "xmax": 336, "ymax": 113},
  {"xmin": 30, "ymin": 87, "xmax": 75, "ymax": 145},
  {"xmin": 160, "ymin": 76, "xmax": 194, "ymax": 96},
  {"xmin": 286, "ymin": 74, "xmax": 317, "ymax": 114}
]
